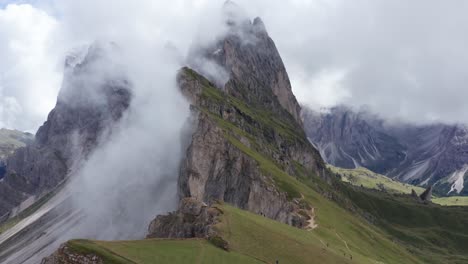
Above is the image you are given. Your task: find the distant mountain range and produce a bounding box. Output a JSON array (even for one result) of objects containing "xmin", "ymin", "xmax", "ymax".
[
  {"xmin": 0, "ymin": 129, "xmax": 34, "ymax": 180},
  {"xmin": 302, "ymin": 106, "xmax": 468, "ymax": 196}
]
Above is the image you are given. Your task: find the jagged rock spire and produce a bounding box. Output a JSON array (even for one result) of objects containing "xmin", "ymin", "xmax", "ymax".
[
  {"xmin": 189, "ymin": 2, "xmax": 304, "ymax": 127},
  {"xmin": 419, "ymin": 185, "xmax": 433, "ymax": 202}
]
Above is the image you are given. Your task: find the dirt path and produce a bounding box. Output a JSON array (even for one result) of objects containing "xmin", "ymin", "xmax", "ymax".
[{"xmin": 335, "ymin": 231, "xmax": 351, "ymax": 253}]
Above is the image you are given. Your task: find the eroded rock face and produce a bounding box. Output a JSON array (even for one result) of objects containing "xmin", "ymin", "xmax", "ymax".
[
  {"xmin": 41, "ymin": 244, "xmax": 103, "ymax": 264},
  {"xmin": 0, "ymin": 44, "xmax": 132, "ymax": 219},
  {"xmin": 172, "ymin": 65, "xmax": 323, "ymax": 228},
  {"xmin": 147, "ymin": 197, "xmax": 221, "ymax": 239},
  {"xmin": 148, "ymin": 11, "xmax": 324, "ymax": 234},
  {"xmin": 420, "ymin": 186, "xmax": 433, "ymax": 202},
  {"xmin": 303, "ymin": 106, "xmax": 468, "ymax": 195},
  {"xmin": 178, "ymin": 111, "xmax": 306, "ymax": 226}
]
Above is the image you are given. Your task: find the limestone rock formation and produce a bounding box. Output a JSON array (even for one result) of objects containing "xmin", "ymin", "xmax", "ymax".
[
  {"xmin": 419, "ymin": 185, "xmax": 433, "ymax": 202},
  {"xmin": 150, "ymin": 12, "xmax": 325, "ymax": 230},
  {"xmin": 173, "ymin": 67, "xmax": 322, "ymax": 228},
  {"xmin": 190, "ymin": 4, "xmax": 303, "ymax": 126},
  {"xmin": 0, "ymin": 44, "xmax": 132, "ymax": 219},
  {"xmin": 147, "ymin": 197, "xmax": 222, "ymax": 239},
  {"xmin": 41, "ymin": 244, "xmax": 103, "ymax": 264}
]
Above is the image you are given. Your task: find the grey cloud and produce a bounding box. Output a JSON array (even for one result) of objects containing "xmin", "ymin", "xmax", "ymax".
[{"xmin": 250, "ymin": 0, "xmax": 468, "ymax": 124}]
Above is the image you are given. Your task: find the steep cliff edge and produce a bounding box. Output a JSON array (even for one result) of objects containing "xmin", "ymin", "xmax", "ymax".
[
  {"xmin": 0, "ymin": 44, "xmax": 132, "ymax": 220},
  {"xmin": 152, "ymin": 64, "xmax": 324, "ymax": 230},
  {"xmin": 190, "ymin": 4, "xmax": 302, "ymax": 127},
  {"xmin": 149, "ymin": 11, "xmax": 326, "ymax": 231}
]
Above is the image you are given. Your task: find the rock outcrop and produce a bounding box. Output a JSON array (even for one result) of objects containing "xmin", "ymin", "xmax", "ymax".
[
  {"xmin": 419, "ymin": 186, "xmax": 433, "ymax": 202},
  {"xmin": 41, "ymin": 244, "xmax": 103, "ymax": 264},
  {"xmin": 0, "ymin": 44, "xmax": 132, "ymax": 219},
  {"xmin": 173, "ymin": 66, "xmax": 322, "ymax": 228},
  {"xmin": 147, "ymin": 197, "xmax": 222, "ymax": 239}
]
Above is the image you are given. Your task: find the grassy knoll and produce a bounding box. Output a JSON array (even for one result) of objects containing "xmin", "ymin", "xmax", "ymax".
[
  {"xmin": 330, "ymin": 166, "xmax": 426, "ymax": 195},
  {"xmin": 433, "ymin": 196, "xmax": 468, "ymax": 206}
]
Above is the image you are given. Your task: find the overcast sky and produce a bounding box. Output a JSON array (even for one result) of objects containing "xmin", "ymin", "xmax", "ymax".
[{"xmin": 1, "ymin": 0, "xmax": 468, "ymax": 131}]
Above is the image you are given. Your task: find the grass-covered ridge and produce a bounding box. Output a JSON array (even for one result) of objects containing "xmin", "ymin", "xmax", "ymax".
[
  {"xmin": 330, "ymin": 166, "xmax": 426, "ymax": 195},
  {"xmin": 329, "ymin": 165, "xmax": 468, "ymax": 207}
]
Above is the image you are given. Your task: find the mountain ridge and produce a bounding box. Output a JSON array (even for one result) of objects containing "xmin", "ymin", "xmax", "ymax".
[{"xmin": 303, "ymin": 105, "xmax": 468, "ymax": 195}]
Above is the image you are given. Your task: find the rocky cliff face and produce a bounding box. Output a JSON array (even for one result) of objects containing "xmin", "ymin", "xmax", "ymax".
[
  {"xmin": 155, "ymin": 62, "xmax": 323, "ymax": 232},
  {"xmin": 149, "ymin": 12, "xmax": 325, "ymax": 233},
  {"xmin": 0, "ymin": 44, "xmax": 132, "ymax": 220},
  {"xmin": 303, "ymin": 106, "xmax": 468, "ymax": 195},
  {"xmin": 147, "ymin": 197, "xmax": 222, "ymax": 239},
  {"xmin": 190, "ymin": 2, "xmax": 303, "ymax": 127}
]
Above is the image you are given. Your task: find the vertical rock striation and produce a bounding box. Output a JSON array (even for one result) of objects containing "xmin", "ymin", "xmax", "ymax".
[
  {"xmin": 303, "ymin": 105, "xmax": 468, "ymax": 195},
  {"xmin": 190, "ymin": 2, "xmax": 303, "ymax": 126},
  {"xmin": 149, "ymin": 10, "xmax": 327, "ymax": 235}
]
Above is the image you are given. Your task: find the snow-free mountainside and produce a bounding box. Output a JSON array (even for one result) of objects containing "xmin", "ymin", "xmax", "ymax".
[
  {"xmin": 1, "ymin": 3, "xmax": 468, "ymax": 264},
  {"xmin": 303, "ymin": 106, "xmax": 468, "ymax": 196}
]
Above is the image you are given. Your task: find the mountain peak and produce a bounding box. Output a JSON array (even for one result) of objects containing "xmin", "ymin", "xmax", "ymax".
[{"xmin": 190, "ymin": 9, "xmax": 303, "ymax": 126}]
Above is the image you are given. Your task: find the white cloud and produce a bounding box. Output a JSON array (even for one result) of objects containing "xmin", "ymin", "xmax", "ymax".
[
  {"xmin": 0, "ymin": 3, "xmax": 62, "ymax": 131},
  {"xmin": 293, "ymin": 68, "xmax": 350, "ymax": 109},
  {"xmin": 255, "ymin": 0, "xmax": 468, "ymax": 124}
]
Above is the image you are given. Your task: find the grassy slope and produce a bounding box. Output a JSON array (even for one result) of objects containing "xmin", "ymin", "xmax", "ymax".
[
  {"xmin": 222, "ymin": 139, "xmax": 421, "ymax": 264},
  {"xmin": 67, "ymin": 124, "xmax": 422, "ymax": 263},
  {"xmin": 330, "ymin": 166, "xmax": 426, "ymax": 195},
  {"xmin": 68, "ymin": 239, "xmax": 264, "ymax": 264},
  {"xmin": 340, "ymin": 185, "xmax": 468, "ymax": 264},
  {"xmin": 329, "ymin": 165, "xmax": 468, "ymax": 207},
  {"xmin": 69, "ymin": 196, "xmax": 419, "ymax": 264},
  {"xmin": 0, "ymin": 129, "xmax": 30, "ymax": 147},
  {"xmin": 433, "ymin": 196, "xmax": 468, "ymax": 206},
  {"xmin": 0, "ymin": 128, "xmax": 32, "ymax": 158}
]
